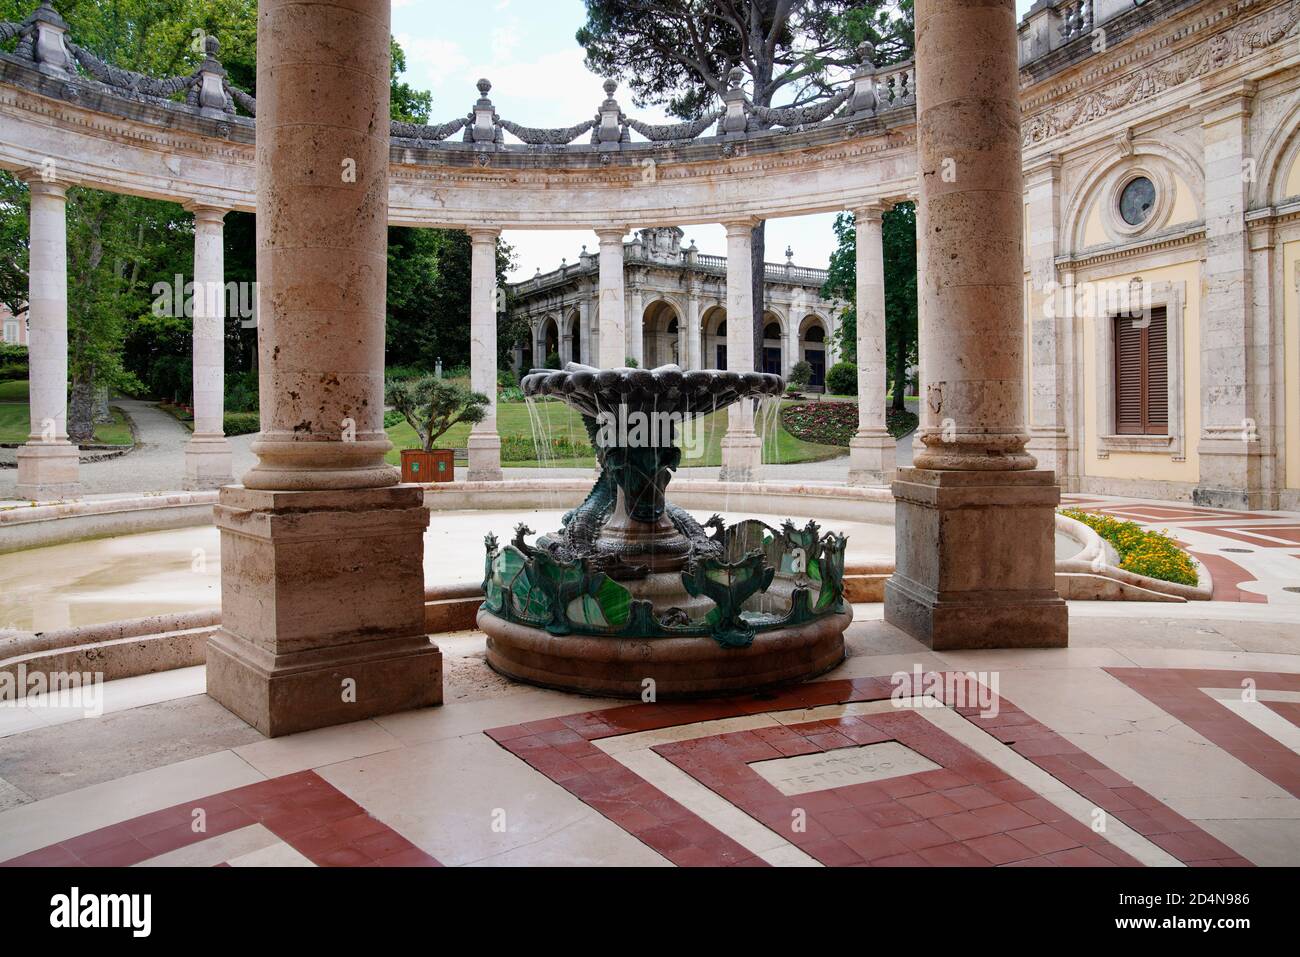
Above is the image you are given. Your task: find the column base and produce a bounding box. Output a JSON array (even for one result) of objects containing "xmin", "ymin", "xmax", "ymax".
[
  {"xmin": 884, "ymin": 468, "xmax": 1068, "ymax": 651},
  {"xmin": 14, "ymin": 441, "xmax": 81, "ymax": 501},
  {"xmin": 467, "ymin": 431, "xmax": 503, "ymax": 482},
  {"xmin": 206, "ymin": 484, "xmax": 442, "ymax": 737},
  {"xmin": 719, "ymin": 432, "xmax": 763, "ymax": 483},
  {"xmin": 847, "ymin": 431, "xmax": 897, "ymax": 486},
  {"xmin": 183, "ymin": 434, "xmax": 234, "ymax": 490}
]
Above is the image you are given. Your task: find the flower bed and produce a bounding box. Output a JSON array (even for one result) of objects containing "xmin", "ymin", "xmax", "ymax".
[
  {"xmin": 1059, "ymin": 508, "xmax": 1198, "ymax": 586},
  {"xmin": 781, "ymin": 401, "xmax": 857, "ymax": 446},
  {"xmin": 781, "ymin": 402, "xmax": 919, "ymax": 445}
]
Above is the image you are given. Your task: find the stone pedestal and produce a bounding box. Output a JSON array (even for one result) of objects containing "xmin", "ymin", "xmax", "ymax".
[
  {"xmin": 847, "ymin": 432, "xmax": 896, "ymax": 486},
  {"xmin": 183, "ymin": 434, "xmax": 234, "ymax": 491},
  {"xmin": 719, "ymin": 429, "xmax": 762, "ymax": 483},
  {"xmin": 467, "ymin": 431, "xmax": 504, "ymax": 482},
  {"xmin": 207, "ymin": 485, "xmax": 441, "ymax": 737},
  {"xmin": 15, "ymin": 442, "xmax": 80, "ymax": 500},
  {"xmin": 884, "ymin": 468, "xmax": 1067, "ymax": 650}
]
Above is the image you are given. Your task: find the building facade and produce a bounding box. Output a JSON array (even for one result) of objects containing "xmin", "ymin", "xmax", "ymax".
[
  {"xmin": 0, "ymin": 305, "xmax": 26, "ymax": 345},
  {"xmin": 1018, "ymin": 0, "xmax": 1300, "ymax": 509},
  {"xmin": 506, "ymin": 226, "xmax": 843, "ymax": 386}
]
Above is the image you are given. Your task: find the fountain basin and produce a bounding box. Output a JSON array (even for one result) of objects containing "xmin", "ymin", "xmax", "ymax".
[{"xmin": 480, "ymin": 605, "xmax": 849, "ymax": 698}]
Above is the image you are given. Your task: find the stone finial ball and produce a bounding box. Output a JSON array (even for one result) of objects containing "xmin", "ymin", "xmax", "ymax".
[
  {"xmin": 857, "ymin": 40, "xmax": 875, "ymax": 64},
  {"xmin": 205, "ymin": 35, "xmax": 221, "ymax": 57},
  {"xmin": 477, "ymin": 78, "xmax": 492, "ymax": 96},
  {"xmin": 728, "ymin": 66, "xmax": 744, "ymax": 87},
  {"xmin": 603, "ymin": 78, "xmax": 618, "ymax": 96}
]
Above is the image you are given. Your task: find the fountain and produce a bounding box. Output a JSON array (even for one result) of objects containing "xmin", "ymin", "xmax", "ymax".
[{"xmin": 478, "ymin": 362, "xmax": 853, "ymax": 697}]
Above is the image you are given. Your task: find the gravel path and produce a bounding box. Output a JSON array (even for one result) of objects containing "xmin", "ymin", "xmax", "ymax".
[{"xmin": 0, "ymin": 398, "xmax": 257, "ymax": 498}]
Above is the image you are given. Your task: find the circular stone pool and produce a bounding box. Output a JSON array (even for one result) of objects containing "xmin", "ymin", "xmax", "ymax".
[{"xmin": 0, "ymin": 508, "xmax": 1084, "ymax": 633}]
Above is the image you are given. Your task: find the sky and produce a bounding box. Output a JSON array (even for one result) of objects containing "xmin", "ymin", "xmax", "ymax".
[{"xmin": 392, "ymin": 0, "xmax": 1041, "ymax": 280}]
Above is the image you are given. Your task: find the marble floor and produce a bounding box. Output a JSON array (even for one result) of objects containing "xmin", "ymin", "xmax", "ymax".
[{"xmin": 1, "ymin": 598, "xmax": 1298, "ymax": 867}]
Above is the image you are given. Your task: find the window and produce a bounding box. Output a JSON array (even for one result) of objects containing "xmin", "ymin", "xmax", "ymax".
[
  {"xmin": 1119, "ymin": 176, "xmax": 1155, "ymax": 226},
  {"xmin": 1113, "ymin": 307, "xmax": 1168, "ymax": 435},
  {"xmin": 763, "ymin": 322, "xmax": 781, "ymax": 340}
]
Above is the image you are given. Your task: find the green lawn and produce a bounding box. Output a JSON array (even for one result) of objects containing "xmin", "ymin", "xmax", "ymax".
[
  {"xmin": 0, "ymin": 379, "xmax": 27, "ymax": 401},
  {"xmin": 0, "ymin": 380, "xmax": 133, "ymax": 446},
  {"xmin": 382, "ymin": 398, "xmax": 844, "ymax": 468}
]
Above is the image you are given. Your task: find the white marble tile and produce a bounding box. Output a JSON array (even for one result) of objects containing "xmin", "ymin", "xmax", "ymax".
[
  {"xmin": 233, "ymin": 719, "xmax": 403, "ymax": 777},
  {"xmin": 227, "ymin": 841, "xmax": 315, "ymax": 867},
  {"xmin": 137, "ymin": 823, "xmax": 280, "ymax": 867},
  {"xmin": 0, "ymin": 749, "xmax": 265, "ymax": 861},
  {"xmin": 317, "ymin": 732, "xmax": 663, "ymax": 867}
]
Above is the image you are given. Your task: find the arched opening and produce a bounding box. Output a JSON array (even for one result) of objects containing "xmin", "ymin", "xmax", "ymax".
[
  {"xmin": 761, "ymin": 313, "xmax": 784, "ymax": 376},
  {"xmin": 799, "ymin": 315, "xmax": 829, "ymax": 389},
  {"xmin": 641, "ymin": 299, "xmax": 681, "ymax": 368},
  {"xmin": 563, "ymin": 309, "xmax": 582, "ymax": 364},
  {"xmin": 702, "ymin": 307, "xmax": 728, "ymax": 370},
  {"xmin": 539, "ymin": 315, "xmax": 560, "ymax": 367}
]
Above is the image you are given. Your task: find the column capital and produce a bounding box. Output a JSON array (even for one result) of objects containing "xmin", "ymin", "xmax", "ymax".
[
  {"xmin": 185, "ymin": 202, "xmax": 229, "ymax": 224},
  {"xmin": 594, "ymin": 226, "xmax": 629, "ymax": 243},
  {"xmin": 851, "ymin": 201, "xmax": 889, "ymax": 222},
  {"xmin": 467, "ymin": 226, "xmax": 501, "ymax": 243},
  {"xmin": 21, "ymin": 173, "xmax": 69, "ymax": 198},
  {"xmin": 722, "ymin": 218, "xmax": 759, "ymax": 236}
]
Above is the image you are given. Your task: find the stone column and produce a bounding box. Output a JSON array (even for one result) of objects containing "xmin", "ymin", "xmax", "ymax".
[
  {"xmin": 719, "ymin": 219, "xmax": 763, "ymax": 482},
  {"xmin": 15, "ymin": 174, "xmax": 79, "ymax": 501},
  {"xmin": 1023, "ymin": 156, "xmax": 1074, "ymax": 490},
  {"xmin": 884, "ymin": 0, "xmax": 1067, "ymax": 650},
  {"xmin": 628, "ymin": 283, "xmax": 644, "ymax": 366},
  {"xmin": 206, "ymin": 0, "xmax": 440, "ymax": 737},
  {"xmin": 577, "ymin": 296, "xmax": 591, "ymax": 365},
  {"xmin": 1196, "ymin": 84, "xmax": 1266, "ymax": 508},
  {"xmin": 847, "ymin": 202, "xmax": 895, "ymax": 486},
  {"xmin": 685, "ymin": 289, "xmax": 701, "ymax": 369},
  {"xmin": 183, "ymin": 204, "xmax": 234, "ymax": 490},
  {"xmin": 596, "ymin": 227, "xmax": 626, "ymax": 367},
  {"xmin": 468, "ymin": 226, "xmax": 502, "ymax": 481}
]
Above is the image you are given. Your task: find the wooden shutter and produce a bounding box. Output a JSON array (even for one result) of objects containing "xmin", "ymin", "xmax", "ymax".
[
  {"xmin": 1145, "ymin": 308, "xmax": 1168, "ymax": 432},
  {"xmin": 1113, "ymin": 306, "xmax": 1168, "ymax": 435},
  {"xmin": 1114, "ymin": 316, "xmax": 1144, "ymax": 434}
]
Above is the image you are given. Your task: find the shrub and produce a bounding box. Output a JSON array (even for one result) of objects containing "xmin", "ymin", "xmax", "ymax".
[
  {"xmin": 0, "ymin": 343, "xmax": 27, "ymax": 380},
  {"xmin": 625, "ymin": 356, "xmax": 638, "ymax": 368},
  {"xmin": 825, "ymin": 361, "xmax": 857, "ymax": 396},
  {"xmin": 788, "ymin": 360, "xmax": 812, "ymax": 389},
  {"xmin": 384, "ymin": 375, "xmax": 489, "ymax": 451},
  {"xmin": 223, "ymin": 412, "xmax": 260, "ymax": 436},
  {"xmin": 500, "ymin": 432, "xmax": 592, "ymax": 462},
  {"xmin": 383, "ymin": 409, "xmax": 406, "ymax": 428},
  {"xmin": 545, "ymin": 351, "xmax": 561, "ymax": 369},
  {"xmin": 1060, "ymin": 508, "xmax": 1199, "ymax": 586},
  {"xmin": 224, "ymin": 370, "xmax": 259, "ymax": 413}
]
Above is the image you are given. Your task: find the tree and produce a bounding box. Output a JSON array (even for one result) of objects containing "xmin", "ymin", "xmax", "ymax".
[
  {"xmin": 576, "ymin": 0, "xmax": 913, "ymax": 368},
  {"xmin": 384, "ymin": 376, "xmax": 489, "ymax": 451},
  {"xmin": 822, "ymin": 202, "xmax": 917, "ymax": 412}
]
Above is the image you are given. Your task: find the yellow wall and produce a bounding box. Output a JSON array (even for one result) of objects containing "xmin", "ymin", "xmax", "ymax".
[
  {"xmin": 1082, "ymin": 202, "xmax": 1107, "ymax": 247},
  {"xmin": 1168, "ymin": 175, "xmax": 1197, "ymax": 226},
  {"xmin": 1081, "ymin": 260, "xmax": 1202, "ymax": 483},
  {"xmin": 1285, "ymin": 153, "xmax": 1300, "ymax": 200},
  {"xmin": 1284, "ymin": 241, "xmax": 1300, "ymax": 488}
]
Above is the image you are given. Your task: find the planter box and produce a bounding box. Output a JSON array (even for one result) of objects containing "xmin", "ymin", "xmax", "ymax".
[{"xmin": 401, "ymin": 448, "xmax": 455, "ymax": 483}]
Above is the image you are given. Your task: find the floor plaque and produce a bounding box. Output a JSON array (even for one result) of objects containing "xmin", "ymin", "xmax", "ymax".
[{"xmin": 749, "ymin": 741, "xmax": 940, "ymax": 795}]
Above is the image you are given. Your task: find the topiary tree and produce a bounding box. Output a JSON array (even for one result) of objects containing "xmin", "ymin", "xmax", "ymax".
[
  {"xmin": 625, "ymin": 356, "xmax": 639, "ymax": 368},
  {"xmin": 385, "ymin": 375, "xmax": 489, "ymax": 451},
  {"xmin": 825, "ymin": 361, "xmax": 858, "ymax": 397},
  {"xmin": 788, "ymin": 360, "xmax": 812, "ymax": 389}
]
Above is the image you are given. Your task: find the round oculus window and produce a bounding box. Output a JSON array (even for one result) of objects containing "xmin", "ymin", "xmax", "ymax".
[{"xmin": 1119, "ymin": 176, "xmax": 1156, "ymax": 226}]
